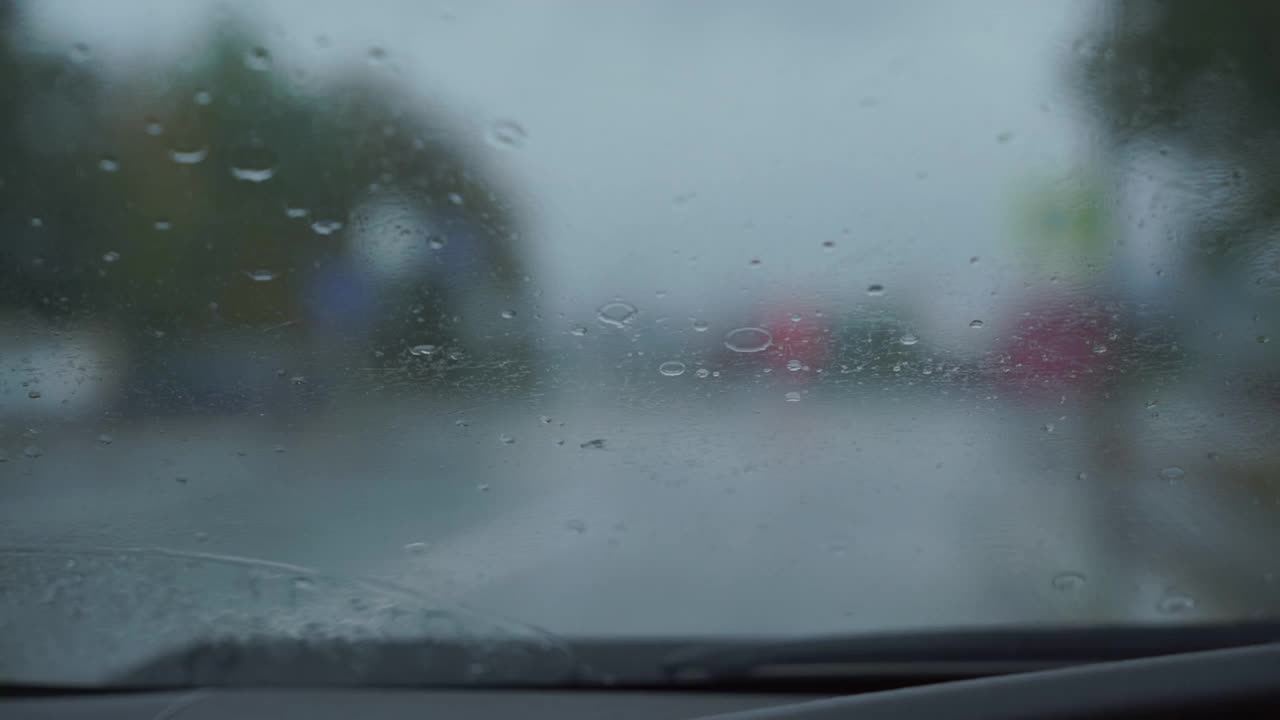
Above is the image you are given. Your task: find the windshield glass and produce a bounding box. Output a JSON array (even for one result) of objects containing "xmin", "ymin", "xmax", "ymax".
[{"xmin": 4, "ymin": 0, "xmax": 1280, "ymax": 687}]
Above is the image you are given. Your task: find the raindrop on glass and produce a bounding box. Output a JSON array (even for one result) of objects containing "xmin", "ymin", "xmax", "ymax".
[
  {"xmin": 784, "ymin": 391, "xmax": 802, "ymax": 403},
  {"xmin": 694, "ymin": 368, "xmax": 710, "ymax": 379},
  {"xmin": 564, "ymin": 519, "xmax": 587, "ymax": 534},
  {"xmin": 1157, "ymin": 592, "xmax": 1196, "ymax": 614},
  {"xmin": 410, "ymin": 344, "xmax": 437, "ymax": 357},
  {"xmin": 193, "ymin": 89, "xmax": 213, "ymax": 105},
  {"xmin": 27, "ymin": 390, "xmax": 42, "ymax": 399},
  {"xmin": 98, "ymin": 155, "xmax": 120, "ymax": 173},
  {"xmin": 101, "ymin": 250, "xmax": 120, "ymax": 263},
  {"xmin": 866, "ymin": 284, "xmax": 885, "ymax": 297},
  {"xmin": 144, "ymin": 118, "xmax": 164, "ymax": 136},
  {"xmin": 900, "ymin": 333, "xmax": 919, "ymax": 346},
  {"xmin": 1050, "ymin": 572, "xmax": 1086, "ymax": 592},
  {"xmin": 487, "ymin": 120, "xmax": 527, "ymax": 149},
  {"xmin": 500, "ymin": 309, "xmax": 517, "ymax": 320},
  {"xmin": 786, "ymin": 359, "xmax": 803, "ymax": 372},
  {"xmin": 499, "ymin": 433, "xmax": 516, "ymax": 445},
  {"xmin": 597, "ymin": 301, "xmax": 638, "ymax": 328},
  {"xmin": 68, "ymin": 42, "xmax": 91, "ymax": 63},
  {"xmin": 1159, "ymin": 466, "xmax": 1186, "ymax": 482},
  {"xmin": 723, "ymin": 327, "xmax": 773, "ymax": 353},
  {"xmin": 691, "ymin": 319, "xmax": 710, "ymax": 332},
  {"xmin": 243, "ymin": 269, "xmax": 278, "ymax": 282},
  {"xmin": 169, "ymin": 145, "xmax": 209, "ymax": 165},
  {"xmin": 658, "ymin": 361, "xmax": 686, "ymax": 377},
  {"xmin": 228, "ymin": 147, "xmax": 279, "ymax": 182},
  {"xmin": 969, "ymin": 319, "xmax": 985, "ymax": 329},
  {"xmin": 153, "ymin": 219, "xmax": 172, "ymax": 231},
  {"xmin": 98, "ymin": 433, "xmax": 114, "ymax": 445},
  {"xmin": 403, "ymin": 542, "xmax": 428, "ymax": 555},
  {"xmin": 427, "ymin": 235, "xmax": 446, "ymax": 250},
  {"xmin": 244, "ymin": 46, "xmax": 272, "ymax": 71},
  {"xmin": 311, "ymin": 218, "xmax": 344, "ymax": 236},
  {"xmin": 570, "ymin": 325, "xmax": 588, "ymax": 337},
  {"xmin": 23, "ymin": 446, "xmax": 42, "ymax": 459}
]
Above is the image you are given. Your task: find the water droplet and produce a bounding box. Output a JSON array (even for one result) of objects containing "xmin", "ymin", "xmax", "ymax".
[
  {"xmin": 169, "ymin": 145, "xmax": 209, "ymax": 165},
  {"xmin": 694, "ymin": 368, "xmax": 710, "ymax": 379},
  {"xmin": 23, "ymin": 446, "xmax": 42, "ymax": 459},
  {"xmin": 310, "ymin": 218, "xmax": 344, "ymax": 236},
  {"xmin": 284, "ymin": 204, "xmax": 309, "ymax": 219},
  {"xmin": 581, "ymin": 438, "xmax": 606, "ymax": 450},
  {"xmin": 476, "ymin": 483, "xmax": 491, "ymax": 492},
  {"xmin": 447, "ymin": 192, "xmax": 464, "ymax": 206},
  {"xmin": 1051, "ymin": 572, "xmax": 1086, "ymax": 592},
  {"xmin": 969, "ymin": 319, "xmax": 985, "ymax": 329},
  {"xmin": 786, "ymin": 359, "xmax": 804, "ymax": 372},
  {"xmin": 194, "ymin": 531, "xmax": 209, "ymax": 542},
  {"xmin": 499, "ymin": 433, "xmax": 516, "ymax": 445},
  {"xmin": 1092, "ymin": 344, "xmax": 1109, "ymax": 355},
  {"xmin": 969, "ymin": 256, "xmax": 980, "ymax": 264},
  {"xmin": 243, "ymin": 269, "xmax": 278, "ymax": 282},
  {"xmin": 68, "ymin": 42, "xmax": 90, "ymax": 63},
  {"xmin": 822, "ymin": 240, "xmax": 836, "ymax": 249},
  {"xmin": 98, "ymin": 156, "xmax": 120, "ymax": 173},
  {"xmin": 900, "ymin": 333, "xmax": 919, "ymax": 346},
  {"xmin": 564, "ymin": 519, "xmax": 587, "ymax": 534},
  {"xmin": 367, "ymin": 46, "xmax": 388, "ymax": 63},
  {"xmin": 866, "ymin": 284, "xmax": 885, "ymax": 297},
  {"xmin": 1258, "ymin": 335, "xmax": 1271, "ymax": 344},
  {"xmin": 1159, "ymin": 466, "xmax": 1186, "ymax": 481},
  {"xmin": 691, "ymin": 319, "xmax": 710, "ymax": 332},
  {"xmin": 784, "ymin": 391, "xmax": 802, "ymax": 403},
  {"xmin": 454, "ymin": 418, "xmax": 470, "ymax": 428},
  {"xmin": 723, "ymin": 327, "xmax": 773, "ymax": 353},
  {"xmin": 272, "ymin": 444, "xmax": 286, "ymax": 453},
  {"xmin": 97, "ymin": 433, "xmax": 114, "ymax": 445},
  {"xmin": 1206, "ymin": 451, "xmax": 1221, "ymax": 461},
  {"xmin": 101, "ymin": 250, "xmax": 120, "ymax": 263},
  {"xmin": 658, "ymin": 361, "xmax": 686, "ymax": 377},
  {"xmin": 244, "ymin": 46, "xmax": 272, "ymax": 71},
  {"xmin": 403, "ymin": 542, "xmax": 428, "ymax": 555},
  {"xmin": 193, "ymin": 89, "xmax": 213, "ymax": 105},
  {"xmin": 153, "ymin": 219, "xmax": 172, "ymax": 231},
  {"xmin": 1157, "ymin": 592, "xmax": 1196, "ymax": 614},
  {"xmin": 500, "ymin": 309, "xmax": 517, "ymax": 320},
  {"xmin": 597, "ymin": 301, "xmax": 638, "ymax": 328},
  {"xmin": 427, "ymin": 235, "xmax": 446, "ymax": 250},
  {"xmin": 144, "ymin": 118, "xmax": 164, "ymax": 136},
  {"xmin": 487, "ymin": 120, "xmax": 526, "ymax": 149},
  {"xmin": 570, "ymin": 325, "xmax": 588, "ymax": 337},
  {"xmin": 1076, "ymin": 471, "xmax": 1088, "ymax": 480},
  {"xmin": 997, "ymin": 130, "xmax": 1015, "ymax": 143},
  {"xmin": 410, "ymin": 344, "xmax": 437, "ymax": 357},
  {"xmin": 228, "ymin": 147, "xmax": 279, "ymax": 182},
  {"xmin": 27, "ymin": 390, "xmax": 42, "ymax": 399}
]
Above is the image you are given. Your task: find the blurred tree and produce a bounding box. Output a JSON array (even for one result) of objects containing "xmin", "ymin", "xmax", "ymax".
[{"xmin": 0, "ymin": 1, "xmax": 532, "ymax": 414}]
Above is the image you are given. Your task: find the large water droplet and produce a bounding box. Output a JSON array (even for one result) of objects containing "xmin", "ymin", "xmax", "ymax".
[
  {"xmin": 500, "ymin": 309, "xmax": 517, "ymax": 320},
  {"xmin": 694, "ymin": 368, "xmax": 710, "ymax": 379},
  {"xmin": 1051, "ymin": 572, "xmax": 1086, "ymax": 592},
  {"xmin": 691, "ymin": 319, "xmax": 710, "ymax": 332},
  {"xmin": 969, "ymin": 319, "xmax": 985, "ymax": 329},
  {"xmin": 243, "ymin": 269, "xmax": 278, "ymax": 282},
  {"xmin": 169, "ymin": 145, "xmax": 209, "ymax": 165},
  {"xmin": 597, "ymin": 301, "xmax": 638, "ymax": 328},
  {"xmin": 866, "ymin": 284, "xmax": 885, "ymax": 297},
  {"xmin": 487, "ymin": 120, "xmax": 526, "ymax": 149},
  {"xmin": 409, "ymin": 344, "xmax": 437, "ymax": 357},
  {"xmin": 1159, "ymin": 466, "xmax": 1185, "ymax": 482},
  {"xmin": 723, "ymin": 327, "xmax": 773, "ymax": 353},
  {"xmin": 228, "ymin": 147, "xmax": 279, "ymax": 182},
  {"xmin": 244, "ymin": 46, "xmax": 272, "ymax": 71},
  {"xmin": 786, "ymin": 359, "xmax": 803, "ymax": 372},
  {"xmin": 784, "ymin": 391, "xmax": 802, "ymax": 403},
  {"xmin": 658, "ymin": 361, "xmax": 686, "ymax": 377},
  {"xmin": 900, "ymin": 333, "xmax": 919, "ymax": 346}
]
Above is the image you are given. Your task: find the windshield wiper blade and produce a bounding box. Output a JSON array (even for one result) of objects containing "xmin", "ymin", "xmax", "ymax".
[{"xmin": 661, "ymin": 622, "xmax": 1280, "ymax": 687}]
